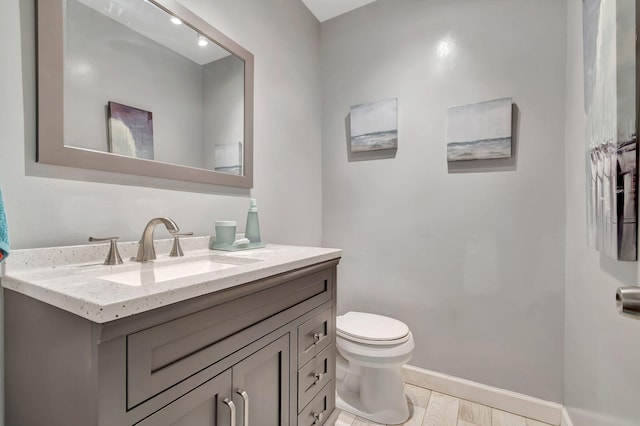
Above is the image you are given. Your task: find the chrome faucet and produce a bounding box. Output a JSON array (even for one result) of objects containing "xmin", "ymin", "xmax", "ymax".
[{"xmin": 135, "ymin": 217, "xmax": 179, "ymax": 262}]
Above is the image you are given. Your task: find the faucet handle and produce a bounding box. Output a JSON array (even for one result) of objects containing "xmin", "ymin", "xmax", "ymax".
[
  {"xmin": 89, "ymin": 236, "xmax": 124, "ymax": 265},
  {"xmin": 169, "ymin": 232, "xmax": 193, "ymax": 257}
]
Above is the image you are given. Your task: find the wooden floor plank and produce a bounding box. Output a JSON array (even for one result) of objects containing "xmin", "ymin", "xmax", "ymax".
[
  {"xmin": 422, "ymin": 392, "xmax": 460, "ymax": 426},
  {"xmin": 405, "ymin": 384, "xmax": 432, "ymax": 408},
  {"xmin": 491, "ymin": 409, "xmax": 526, "ymax": 426},
  {"xmin": 458, "ymin": 399, "xmax": 492, "ymax": 426}
]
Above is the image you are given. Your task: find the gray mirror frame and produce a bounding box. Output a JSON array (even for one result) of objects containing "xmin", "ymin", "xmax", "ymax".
[{"xmin": 36, "ymin": 0, "xmax": 254, "ymax": 188}]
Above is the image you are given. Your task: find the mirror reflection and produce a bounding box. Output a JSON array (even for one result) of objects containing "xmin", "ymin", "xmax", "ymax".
[{"xmin": 63, "ymin": 0, "xmax": 245, "ymax": 175}]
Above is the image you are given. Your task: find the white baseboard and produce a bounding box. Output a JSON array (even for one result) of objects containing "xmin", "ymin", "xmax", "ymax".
[
  {"xmin": 402, "ymin": 365, "xmax": 563, "ymax": 426},
  {"xmin": 560, "ymin": 408, "xmax": 574, "ymax": 426}
]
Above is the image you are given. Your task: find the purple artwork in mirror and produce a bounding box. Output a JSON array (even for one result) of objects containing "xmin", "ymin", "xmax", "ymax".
[{"xmin": 107, "ymin": 101, "xmax": 154, "ymax": 160}]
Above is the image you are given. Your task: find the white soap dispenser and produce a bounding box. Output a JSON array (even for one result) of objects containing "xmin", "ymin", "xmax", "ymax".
[{"xmin": 245, "ymin": 198, "xmax": 261, "ymax": 243}]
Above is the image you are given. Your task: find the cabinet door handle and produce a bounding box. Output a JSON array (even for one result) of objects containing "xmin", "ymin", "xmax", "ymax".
[
  {"xmin": 236, "ymin": 389, "xmax": 249, "ymax": 426},
  {"xmin": 313, "ymin": 332, "xmax": 326, "ymax": 345},
  {"xmin": 222, "ymin": 397, "xmax": 236, "ymax": 426},
  {"xmin": 312, "ymin": 410, "xmax": 324, "ymax": 425},
  {"xmin": 313, "ymin": 372, "xmax": 324, "ymax": 385}
]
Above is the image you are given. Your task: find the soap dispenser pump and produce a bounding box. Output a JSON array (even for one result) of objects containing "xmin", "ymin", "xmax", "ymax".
[{"xmin": 245, "ymin": 198, "xmax": 261, "ymax": 243}]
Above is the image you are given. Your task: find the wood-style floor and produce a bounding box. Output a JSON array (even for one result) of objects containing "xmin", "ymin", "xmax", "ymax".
[{"xmin": 325, "ymin": 384, "xmax": 554, "ymax": 426}]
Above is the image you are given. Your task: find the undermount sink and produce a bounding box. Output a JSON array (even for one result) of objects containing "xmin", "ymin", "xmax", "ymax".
[{"xmin": 98, "ymin": 255, "xmax": 261, "ymax": 286}]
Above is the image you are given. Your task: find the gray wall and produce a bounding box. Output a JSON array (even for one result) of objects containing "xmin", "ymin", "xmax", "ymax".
[
  {"xmin": 320, "ymin": 0, "xmax": 567, "ymax": 402},
  {"xmin": 563, "ymin": 0, "xmax": 640, "ymax": 424},
  {"xmin": 65, "ymin": 0, "xmax": 206, "ymax": 168},
  {"xmin": 0, "ymin": 1, "xmax": 321, "ymax": 422}
]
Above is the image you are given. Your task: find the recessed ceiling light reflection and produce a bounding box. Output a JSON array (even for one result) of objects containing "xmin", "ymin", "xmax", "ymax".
[
  {"xmin": 170, "ymin": 17, "xmax": 182, "ymax": 25},
  {"xmin": 198, "ymin": 35, "xmax": 209, "ymax": 47}
]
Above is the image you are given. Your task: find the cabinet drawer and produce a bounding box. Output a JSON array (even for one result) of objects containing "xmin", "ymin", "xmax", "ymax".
[
  {"xmin": 298, "ymin": 308, "xmax": 333, "ymax": 366},
  {"xmin": 297, "ymin": 381, "xmax": 335, "ymax": 426},
  {"xmin": 127, "ymin": 267, "xmax": 333, "ymax": 409},
  {"xmin": 298, "ymin": 345, "xmax": 335, "ymax": 412}
]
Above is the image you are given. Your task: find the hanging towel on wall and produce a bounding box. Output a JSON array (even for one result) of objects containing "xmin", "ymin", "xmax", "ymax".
[{"xmin": 0, "ymin": 187, "xmax": 10, "ymax": 262}]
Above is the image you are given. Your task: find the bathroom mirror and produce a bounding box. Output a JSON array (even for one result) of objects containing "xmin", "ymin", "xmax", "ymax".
[{"xmin": 36, "ymin": 0, "xmax": 254, "ymax": 188}]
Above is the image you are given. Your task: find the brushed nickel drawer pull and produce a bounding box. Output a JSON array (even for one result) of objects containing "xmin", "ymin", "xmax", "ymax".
[
  {"xmin": 313, "ymin": 372, "xmax": 324, "ymax": 385},
  {"xmin": 236, "ymin": 389, "xmax": 249, "ymax": 426},
  {"xmin": 313, "ymin": 332, "xmax": 326, "ymax": 344},
  {"xmin": 222, "ymin": 397, "xmax": 236, "ymax": 426},
  {"xmin": 312, "ymin": 410, "xmax": 324, "ymax": 425}
]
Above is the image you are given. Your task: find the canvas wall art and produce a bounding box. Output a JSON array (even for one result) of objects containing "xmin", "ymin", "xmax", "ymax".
[
  {"xmin": 349, "ymin": 98, "xmax": 398, "ymax": 152},
  {"xmin": 214, "ymin": 142, "xmax": 243, "ymax": 175},
  {"xmin": 583, "ymin": 0, "xmax": 637, "ymax": 261},
  {"xmin": 107, "ymin": 101, "xmax": 154, "ymax": 160},
  {"xmin": 446, "ymin": 97, "xmax": 512, "ymax": 162}
]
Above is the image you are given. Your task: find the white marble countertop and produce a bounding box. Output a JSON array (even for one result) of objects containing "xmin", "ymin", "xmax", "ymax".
[{"xmin": 0, "ymin": 237, "xmax": 341, "ymax": 323}]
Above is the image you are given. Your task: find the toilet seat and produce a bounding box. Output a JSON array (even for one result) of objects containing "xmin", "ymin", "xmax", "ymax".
[{"xmin": 337, "ymin": 312, "xmax": 411, "ymax": 345}]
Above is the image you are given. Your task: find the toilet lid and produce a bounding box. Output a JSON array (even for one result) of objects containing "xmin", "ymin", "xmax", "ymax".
[{"xmin": 336, "ymin": 312, "xmax": 410, "ymax": 342}]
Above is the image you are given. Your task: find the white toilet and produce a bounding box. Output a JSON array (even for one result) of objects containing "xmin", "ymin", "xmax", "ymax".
[{"xmin": 335, "ymin": 311, "xmax": 415, "ymax": 425}]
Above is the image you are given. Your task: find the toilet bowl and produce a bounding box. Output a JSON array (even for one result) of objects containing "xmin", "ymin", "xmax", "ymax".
[{"xmin": 335, "ymin": 312, "xmax": 415, "ymax": 425}]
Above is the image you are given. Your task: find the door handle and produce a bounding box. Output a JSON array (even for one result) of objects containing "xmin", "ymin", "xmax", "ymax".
[
  {"xmin": 616, "ymin": 286, "xmax": 640, "ymax": 318},
  {"xmin": 222, "ymin": 397, "xmax": 236, "ymax": 426},
  {"xmin": 236, "ymin": 389, "xmax": 249, "ymax": 426}
]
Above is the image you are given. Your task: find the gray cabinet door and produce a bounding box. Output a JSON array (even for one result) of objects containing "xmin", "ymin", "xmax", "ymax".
[
  {"xmin": 135, "ymin": 369, "xmax": 233, "ymax": 426},
  {"xmin": 232, "ymin": 334, "xmax": 291, "ymax": 426}
]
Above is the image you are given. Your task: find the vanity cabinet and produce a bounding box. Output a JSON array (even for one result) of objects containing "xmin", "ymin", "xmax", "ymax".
[
  {"xmin": 137, "ymin": 334, "xmax": 288, "ymax": 426},
  {"xmin": 4, "ymin": 259, "xmax": 339, "ymax": 426}
]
